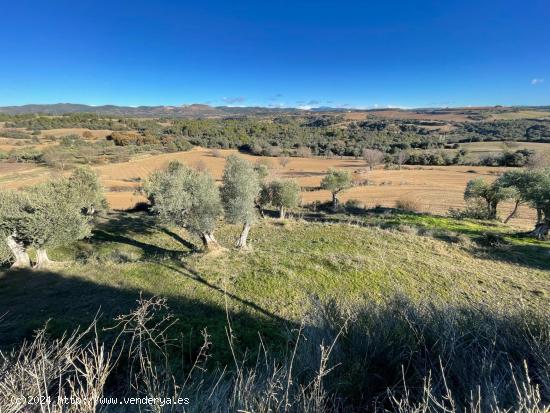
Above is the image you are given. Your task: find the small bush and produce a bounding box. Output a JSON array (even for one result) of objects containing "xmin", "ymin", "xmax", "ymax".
[
  {"xmin": 344, "ymin": 198, "xmax": 364, "ymax": 213},
  {"xmin": 210, "ymin": 148, "xmax": 223, "ymax": 157},
  {"xmin": 395, "ymin": 196, "xmax": 422, "ymax": 212},
  {"xmin": 449, "ymin": 199, "xmax": 491, "ymax": 220}
]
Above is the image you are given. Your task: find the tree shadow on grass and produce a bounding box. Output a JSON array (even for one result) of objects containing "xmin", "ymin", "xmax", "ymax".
[
  {"xmin": 0, "ymin": 268, "xmax": 289, "ymax": 364},
  {"xmin": 91, "ymin": 211, "xmax": 199, "ymax": 259},
  {"xmin": 161, "ymin": 262, "xmax": 287, "ymax": 324}
]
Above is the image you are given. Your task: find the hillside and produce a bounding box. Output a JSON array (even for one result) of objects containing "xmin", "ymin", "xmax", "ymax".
[
  {"xmin": 2, "ymin": 103, "xmax": 550, "ymax": 121},
  {"xmin": 2, "ymin": 211, "xmax": 548, "ymax": 348},
  {"xmin": 1, "ymin": 210, "xmax": 548, "ymax": 410}
]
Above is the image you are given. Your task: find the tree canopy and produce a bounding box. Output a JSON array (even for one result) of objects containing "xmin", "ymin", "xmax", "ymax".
[
  {"xmin": 221, "ymin": 155, "xmax": 260, "ymax": 248},
  {"xmin": 320, "ymin": 169, "xmax": 353, "ymax": 210},
  {"xmin": 497, "ymin": 168, "xmax": 550, "ymax": 238},
  {"xmin": 144, "ymin": 161, "xmax": 222, "ymax": 249},
  {"xmin": 464, "ymin": 178, "xmax": 515, "ymax": 220}
]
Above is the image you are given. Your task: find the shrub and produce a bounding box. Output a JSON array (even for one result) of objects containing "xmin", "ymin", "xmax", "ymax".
[
  {"xmin": 344, "ymin": 198, "xmax": 364, "ymax": 213},
  {"xmin": 107, "ymin": 131, "xmax": 157, "ymax": 146},
  {"xmin": 449, "ymin": 199, "xmax": 493, "ymax": 220},
  {"xmin": 395, "ymin": 196, "xmax": 422, "ymax": 212},
  {"xmin": 210, "ymin": 148, "xmax": 223, "ymax": 157}
]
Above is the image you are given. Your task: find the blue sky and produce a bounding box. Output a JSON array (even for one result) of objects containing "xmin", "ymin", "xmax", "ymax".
[{"xmin": 0, "ymin": 0, "xmax": 548, "ymax": 108}]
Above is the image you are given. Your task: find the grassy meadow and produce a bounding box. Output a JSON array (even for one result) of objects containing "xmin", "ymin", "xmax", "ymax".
[{"xmin": 2, "ymin": 209, "xmax": 548, "ymax": 350}]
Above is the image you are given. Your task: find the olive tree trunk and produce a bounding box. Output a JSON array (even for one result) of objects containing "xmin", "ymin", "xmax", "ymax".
[
  {"xmin": 530, "ymin": 218, "xmax": 549, "ymax": 240},
  {"xmin": 6, "ymin": 234, "xmax": 31, "ymax": 269},
  {"xmin": 504, "ymin": 200, "xmax": 521, "ymax": 223},
  {"xmin": 332, "ymin": 192, "xmax": 339, "ymax": 211},
  {"xmin": 536, "ymin": 208, "xmax": 543, "ymax": 224},
  {"xmin": 235, "ymin": 223, "xmax": 251, "ymax": 249},
  {"xmin": 34, "ymin": 248, "xmax": 54, "ymax": 269},
  {"xmin": 201, "ymin": 232, "xmax": 220, "ymax": 251},
  {"xmin": 487, "ymin": 200, "xmax": 498, "ymax": 220},
  {"xmin": 279, "ymin": 206, "xmax": 286, "ymax": 220}
]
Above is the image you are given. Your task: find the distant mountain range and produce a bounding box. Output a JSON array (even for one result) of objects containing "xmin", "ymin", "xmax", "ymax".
[
  {"xmin": 1, "ymin": 103, "xmax": 549, "ymax": 119},
  {"xmin": 0, "ymin": 103, "xmax": 314, "ymax": 117}
]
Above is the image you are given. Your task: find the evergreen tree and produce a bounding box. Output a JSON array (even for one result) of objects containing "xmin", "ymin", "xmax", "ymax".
[
  {"xmin": 269, "ymin": 180, "xmax": 301, "ymax": 219},
  {"xmin": 24, "ymin": 178, "xmax": 93, "ymax": 268},
  {"xmin": 144, "ymin": 161, "xmax": 223, "ymax": 250},
  {"xmin": 464, "ymin": 178, "xmax": 515, "ymax": 220},
  {"xmin": 221, "ymin": 155, "xmax": 260, "ymax": 248},
  {"xmin": 320, "ymin": 169, "xmax": 353, "ymax": 211},
  {"xmin": 498, "ymin": 168, "xmax": 550, "ymax": 239},
  {"xmin": 0, "ymin": 190, "xmax": 32, "ymax": 268}
]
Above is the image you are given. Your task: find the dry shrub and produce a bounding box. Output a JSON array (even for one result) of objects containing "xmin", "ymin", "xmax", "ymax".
[
  {"xmin": 210, "ymin": 148, "xmax": 223, "ymax": 158},
  {"xmin": 395, "ymin": 196, "xmax": 422, "ymax": 212},
  {"xmin": 278, "ymin": 156, "xmax": 290, "ymax": 168},
  {"xmin": 0, "ymin": 297, "xmax": 548, "ymax": 412}
]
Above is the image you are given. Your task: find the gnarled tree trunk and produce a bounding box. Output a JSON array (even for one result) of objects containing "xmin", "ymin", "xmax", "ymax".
[
  {"xmin": 279, "ymin": 206, "xmax": 286, "ymax": 220},
  {"xmin": 504, "ymin": 200, "xmax": 521, "ymax": 223},
  {"xmin": 536, "ymin": 208, "xmax": 543, "ymax": 224},
  {"xmin": 6, "ymin": 234, "xmax": 31, "ymax": 269},
  {"xmin": 488, "ymin": 200, "xmax": 498, "ymax": 220},
  {"xmin": 201, "ymin": 232, "xmax": 220, "ymax": 251},
  {"xmin": 34, "ymin": 248, "xmax": 54, "ymax": 269},
  {"xmin": 235, "ymin": 223, "xmax": 251, "ymax": 249},
  {"xmin": 529, "ymin": 218, "xmax": 549, "ymax": 240}
]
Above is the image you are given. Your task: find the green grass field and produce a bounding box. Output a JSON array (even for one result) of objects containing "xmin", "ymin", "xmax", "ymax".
[{"xmin": 1, "ymin": 210, "xmax": 548, "ymax": 363}]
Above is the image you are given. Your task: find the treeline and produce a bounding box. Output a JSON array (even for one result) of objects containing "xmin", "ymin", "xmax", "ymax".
[
  {"xmin": 3, "ymin": 113, "xmax": 131, "ymax": 131},
  {"xmin": 5, "ymin": 113, "xmax": 550, "ymax": 150},
  {"xmin": 3, "ymin": 113, "xmax": 550, "ymax": 164},
  {"xmin": 0, "ymin": 133, "xmax": 193, "ymax": 167}
]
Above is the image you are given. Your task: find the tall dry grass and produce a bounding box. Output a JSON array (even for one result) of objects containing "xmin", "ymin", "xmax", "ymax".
[{"xmin": 0, "ymin": 296, "xmax": 548, "ymax": 412}]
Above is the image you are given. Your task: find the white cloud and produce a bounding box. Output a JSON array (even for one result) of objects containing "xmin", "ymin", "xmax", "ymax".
[
  {"xmin": 222, "ymin": 96, "xmax": 246, "ymax": 104},
  {"xmin": 531, "ymin": 78, "xmax": 544, "ymax": 85}
]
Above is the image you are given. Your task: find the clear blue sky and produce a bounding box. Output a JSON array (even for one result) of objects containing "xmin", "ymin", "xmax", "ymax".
[{"xmin": 1, "ymin": 0, "xmax": 548, "ymax": 108}]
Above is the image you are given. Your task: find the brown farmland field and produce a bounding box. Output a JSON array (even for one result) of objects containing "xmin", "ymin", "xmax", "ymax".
[{"xmin": 0, "ymin": 147, "xmax": 537, "ymax": 229}]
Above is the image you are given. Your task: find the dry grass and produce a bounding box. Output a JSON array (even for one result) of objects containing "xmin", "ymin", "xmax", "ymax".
[
  {"xmin": 395, "ymin": 195, "xmax": 422, "ymax": 212},
  {"xmin": 0, "ymin": 146, "xmax": 538, "ymax": 228},
  {"xmin": 344, "ymin": 109, "xmax": 472, "ymax": 122},
  {"xmin": 0, "ymin": 296, "xmax": 547, "ymax": 412},
  {"xmin": 489, "ymin": 110, "xmax": 550, "ymax": 120}
]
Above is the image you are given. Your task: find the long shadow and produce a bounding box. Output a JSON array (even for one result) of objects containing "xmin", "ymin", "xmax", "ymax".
[
  {"xmin": 94, "ymin": 211, "xmax": 158, "ymax": 237},
  {"xmin": 162, "ymin": 262, "xmax": 287, "ymax": 324},
  {"xmin": 1, "ymin": 268, "xmax": 546, "ymax": 410},
  {"xmin": 92, "ymin": 210, "xmax": 198, "ymax": 259},
  {"xmin": 159, "ymin": 227, "xmax": 197, "ymax": 251},
  {"xmin": 0, "ymin": 268, "xmax": 289, "ymax": 364},
  {"xmin": 92, "ymin": 229, "xmax": 187, "ymax": 260}
]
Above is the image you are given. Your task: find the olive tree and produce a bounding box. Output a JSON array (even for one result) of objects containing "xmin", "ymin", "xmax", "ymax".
[
  {"xmin": 24, "ymin": 179, "xmax": 94, "ymax": 268},
  {"xmin": 0, "ymin": 190, "xmax": 32, "ymax": 268},
  {"xmin": 396, "ymin": 150, "xmax": 409, "ymax": 170},
  {"xmin": 0, "ymin": 168, "xmax": 104, "ymax": 269},
  {"xmin": 498, "ymin": 168, "xmax": 550, "ymax": 239},
  {"xmin": 221, "ymin": 155, "xmax": 260, "ymax": 248},
  {"xmin": 463, "ymin": 178, "xmax": 515, "ymax": 220},
  {"xmin": 0, "ymin": 230, "xmax": 11, "ymax": 266},
  {"xmin": 363, "ymin": 149, "xmax": 384, "ymax": 171},
  {"xmin": 495, "ymin": 171, "xmax": 529, "ymax": 223},
  {"xmin": 144, "ymin": 161, "xmax": 223, "ymax": 250},
  {"xmin": 259, "ymin": 180, "xmax": 301, "ymax": 219},
  {"xmin": 68, "ymin": 166, "xmax": 107, "ymax": 215},
  {"xmin": 320, "ymin": 169, "xmax": 353, "ymax": 211}
]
